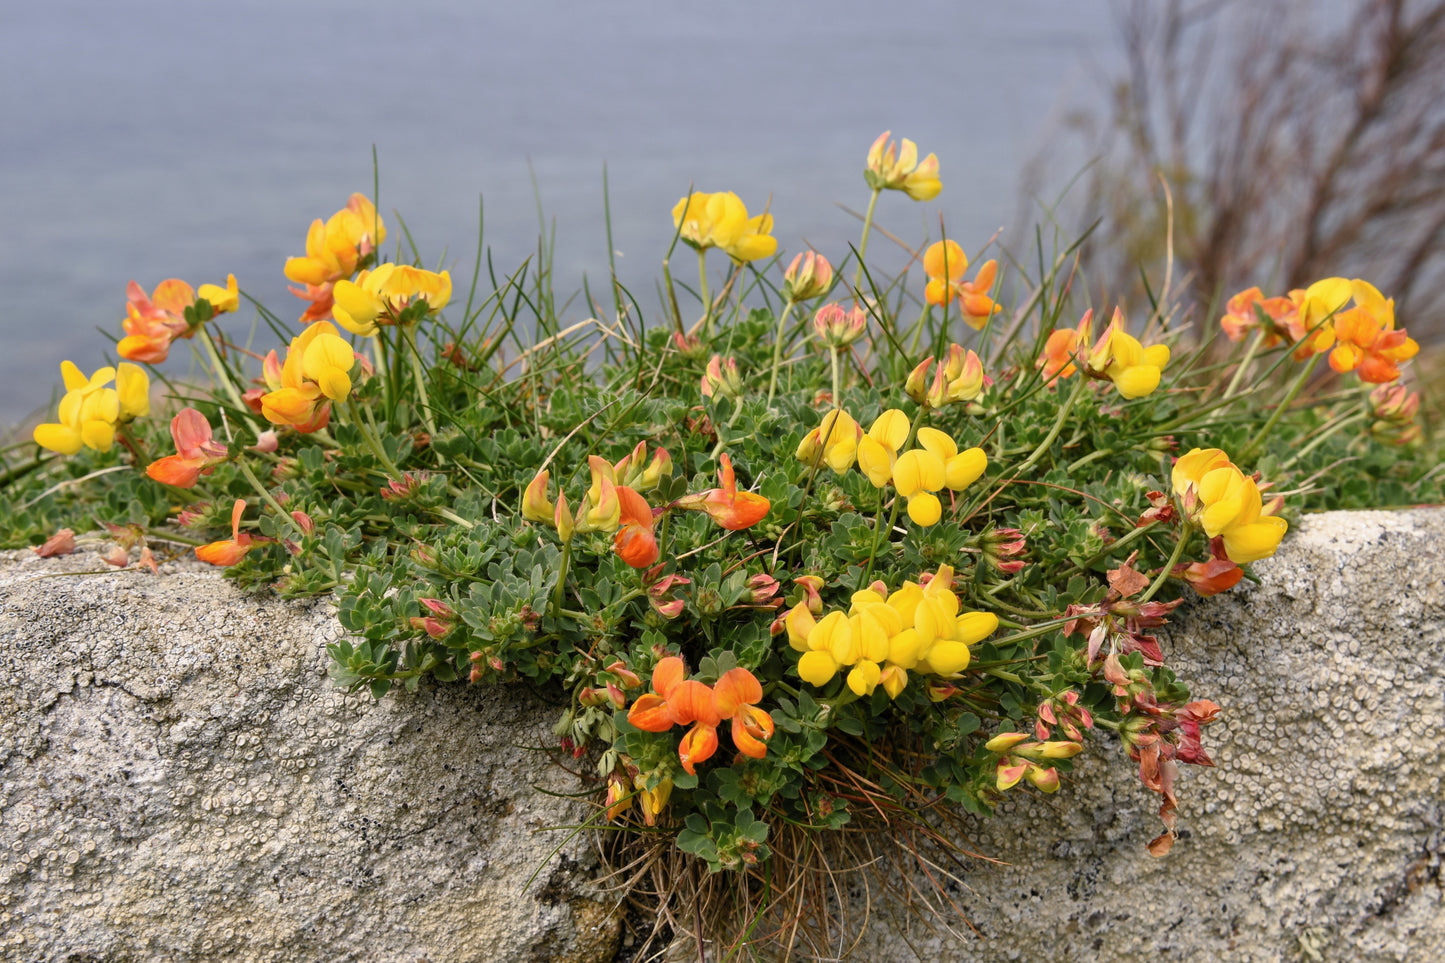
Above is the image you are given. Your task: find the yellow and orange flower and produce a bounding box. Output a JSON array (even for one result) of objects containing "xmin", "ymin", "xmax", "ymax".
[
  {"xmin": 1218, "ymin": 287, "xmax": 1296, "ymax": 345},
  {"xmin": 1326, "ymin": 280, "xmax": 1418, "ymax": 383},
  {"xmin": 284, "ymin": 193, "xmax": 385, "ymax": 323},
  {"xmin": 1085, "ymin": 309, "xmax": 1170, "ymax": 399},
  {"xmin": 257, "ymin": 321, "xmax": 358, "ymax": 433},
  {"xmin": 117, "ymin": 275, "xmax": 238, "ymax": 363},
  {"xmin": 1038, "ymin": 310, "xmax": 1094, "ymax": 384},
  {"xmin": 1171, "ymin": 448, "xmax": 1288, "ymax": 564},
  {"xmin": 613, "ymin": 485, "xmax": 659, "ymax": 569},
  {"xmin": 796, "ymin": 408, "xmax": 862, "ymax": 473},
  {"xmin": 922, "ymin": 240, "xmax": 999, "ymax": 329},
  {"xmin": 673, "ymin": 454, "xmax": 770, "ymax": 531}
]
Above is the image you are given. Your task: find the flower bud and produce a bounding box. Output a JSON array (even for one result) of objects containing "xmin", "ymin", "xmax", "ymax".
[
  {"xmin": 984, "ymin": 732, "xmax": 1031, "ymax": 753},
  {"xmin": 700, "ymin": 355, "xmax": 743, "ymax": 401},
  {"xmin": 813, "ymin": 303, "xmax": 867, "ymax": 348},
  {"xmin": 290, "ymin": 510, "xmax": 315, "ymax": 534},
  {"xmin": 522, "ymin": 470, "xmax": 554, "ymax": 524},
  {"xmin": 904, "ymin": 358, "xmax": 933, "ymax": 404},
  {"xmin": 783, "ymin": 251, "xmax": 833, "ymax": 301}
]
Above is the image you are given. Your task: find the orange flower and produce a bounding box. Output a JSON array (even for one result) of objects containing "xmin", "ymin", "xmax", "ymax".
[
  {"xmin": 1038, "ymin": 310, "xmax": 1094, "ymax": 384},
  {"xmin": 613, "ymin": 486, "xmax": 660, "ymax": 569},
  {"xmin": 195, "ymin": 498, "xmax": 267, "ymax": 566},
  {"xmin": 258, "ymin": 321, "xmax": 358, "ymax": 432},
  {"xmin": 1218, "ymin": 287, "xmax": 1296, "ymax": 345},
  {"xmin": 923, "ymin": 241, "xmax": 999, "ymax": 329},
  {"xmin": 714, "ymin": 667, "xmax": 774, "ymax": 759},
  {"xmin": 146, "ymin": 408, "xmax": 229, "ymax": 488},
  {"xmin": 1327, "ymin": 280, "xmax": 1418, "ymax": 383},
  {"xmin": 117, "ymin": 275, "xmax": 238, "ymax": 363},
  {"xmin": 673, "ymin": 454, "xmax": 769, "ymax": 531}
]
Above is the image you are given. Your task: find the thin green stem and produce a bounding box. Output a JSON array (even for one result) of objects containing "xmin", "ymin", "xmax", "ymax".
[
  {"xmin": 765, "ymin": 297, "xmax": 799, "ymax": 407},
  {"xmin": 402, "ymin": 325, "xmax": 438, "ymax": 437},
  {"xmin": 1239, "ymin": 353, "xmax": 1322, "ymax": 462},
  {"xmin": 196, "ymin": 327, "xmax": 248, "ymax": 413},
  {"xmin": 1014, "ymin": 373, "xmax": 1088, "ymax": 477},
  {"xmin": 697, "ymin": 248, "xmax": 712, "ymax": 333},
  {"xmin": 342, "ymin": 400, "xmax": 404, "ymax": 479},
  {"xmin": 551, "ymin": 539, "xmax": 573, "ymax": 617},
  {"xmin": 235, "ymin": 458, "xmax": 305, "ymax": 537},
  {"xmin": 829, "ymin": 346, "xmax": 843, "ymax": 407},
  {"xmin": 1220, "ymin": 328, "xmax": 1266, "ymax": 403},
  {"xmin": 853, "ymin": 188, "xmax": 881, "ymax": 290},
  {"xmin": 1139, "ymin": 522, "xmax": 1193, "ymax": 604},
  {"xmin": 1282, "ymin": 410, "xmax": 1369, "ymax": 470}
]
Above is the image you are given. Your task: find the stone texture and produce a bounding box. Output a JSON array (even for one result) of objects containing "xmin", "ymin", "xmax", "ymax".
[
  {"xmin": 857, "ymin": 509, "xmax": 1444, "ymax": 963},
  {"xmin": 3, "ymin": 509, "xmax": 1442, "ymax": 963},
  {"xmin": 0, "ymin": 552, "xmax": 618, "ymax": 963}
]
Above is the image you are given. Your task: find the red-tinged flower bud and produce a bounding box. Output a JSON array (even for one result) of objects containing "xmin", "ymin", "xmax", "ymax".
[
  {"xmin": 272, "ymin": 458, "xmax": 300, "ymax": 481},
  {"xmin": 700, "ymin": 355, "xmax": 743, "ymax": 401},
  {"xmin": 470, "ymin": 663, "xmax": 484, "ymax": 683},
  {"xmin": 489, "ymin": 654, "xmax": 505, "ymax": 672},
  {"xmin": 33, "ymin": 528, "xmax": 77, "ymax": 558},
  {"xmin": 137, "ymin": 547, "xmax": 159, "ymax": 574},
  {"xmin": 813, "ymin": 303, "xmax": 867, "ymax": 348},
  {"xmin": 247, "ymin": 430, "xmax": 278, "ymax": 454},
  {"xmin": 605, "ymin": 773, "xmax": 629, "ymax": 821},
  {"xmin": 793, "ymin": 575, "xmax": 825, "ymax": 615},
  {"xmin": 1370, "ymin": 383, "xmax": 1419, "ymax": 422},
  {"xmin": 101, "ymin": 546, "xmax": 130, "ymax": 568},
  {"xmin": 747, "ymin": 573, "xmax": 782, "ymax": 606},
  {"xmin": 1024, "ymin": 765, "xmax": 1061, "ymax": 793},
  {"xmin": 284, "ymin": 539, "xmax": 302, "ymax": 557},
  {"xmin": 411, "ymin": 544, "xmax": 438, "ymax": 567},
  {"xmin": 408, "ymin": 616, "xmax": 449, "ymax": 639},
  {"xmin": 1177, "ymin": 557, "xmax": 1244, "ymax": 597},
  {"xmin": 554, "ymin": 492, "xmax": 575, "ymax": 543},
  {"xmin": 784, "ymin": 251, "xmax": 834, "ymax": 301},
  {"xmin": 578, "ymin": 687, "xmax": 608, "ymax": 708},
  {"xmin": 418, "ymin": 598, "xmax": 455, "ymax": 619},
  {"xmin": 904, "ymin": 358, "xmax": 933, "ymax": 404},
  {"xmin": 984, "ymin": 731, "xmax": 1031, "ymax": 753},
  {"xmin": 381, "ymin": 472, "xmax": 426, "ymax": 501},
  {"xmin": 522, "ymin": 470, "xmax": 554, "ymax": 523},
  {"xmin": 290, "ymin": 510, "xmax": 315, "ymax": 534},
  {"xmin": 606, "ymin": 683, "xmax": 628, "ymax": 710},
  {"xmin": 1035, "ymin": 718, "xmax": 1052, "ymax": 740},
  {"xmin": 241, "ymin": 387, "xmax": 267, "ymax": 414},
  {"xmin": 605, "ymin": 661, "xmax": 642, "ymax": 689},
  {"xmin": 639, "ymin": 448, "xmax": 672, "ymax": 490},
  {"xmin": 673, "ymin": 330, "xmax": 708, "ymax": 360}
]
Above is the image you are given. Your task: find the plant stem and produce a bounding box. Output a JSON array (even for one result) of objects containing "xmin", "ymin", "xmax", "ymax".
[
  {"xmin": 196, "ymin": 327, "xmax": 248, "ymax": 414},
  {"xmin": 1239, "ymin": 353, "xmax": 1321, "ymax": 462},
  {"xmin": 342, "ymin": 400, "xmax": 404, "ymax": 479},
  {"xmin": 765, "ymin": 297, "xmax": 799, "ymax": 407},
  {"xmin": 1014, "ymin": 372, "xmax": 1087, "ymax": 477},
  {"xmin": 853, "ymin": 188, "xmax": 881, "ymax": 291},
  {"xmin": 697, "ymin": 248, "xmax": 712, "ymax": 333},
  {"xmin": 1139, "ymin": 522, "xmax": 1193, "ymax": 604},
  {"xmin": 402, "ymin": 325, "xmax": 438, "ymax": 437},
  {"xmin": 1282, "ymin": 410, "xmax": 1369, "ymax": 470},
  {"xmin": 1220, "ymin": 328, "xmax": 1266, "ymax": 403},
  {"xmin": 551, "ymin": 539, "xmax": 572, "ymax": 617},
  {"xmin": 235, "ymin": 457, "xmax": 305, "ymax": 537}
]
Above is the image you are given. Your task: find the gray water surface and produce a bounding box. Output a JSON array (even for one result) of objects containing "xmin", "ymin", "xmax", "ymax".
[{"xmin": 0, "ymin": 0, "xmax": 1115, "ymax": 425}]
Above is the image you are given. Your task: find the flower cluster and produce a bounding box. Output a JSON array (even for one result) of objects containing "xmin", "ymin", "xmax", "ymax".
[
  {"xmin": 922, "ymin": 240, "xmax": 999, "ymax": 329},
  {"xmin": 284, "ymin": 193, "xmax": 385, "ymax": 323},
  {"xmin": 864, "ymin": 130, "xmax": 941, "ymax": 201},
  {"xmin": 671, "ymin": 191, "xmax": 777, "ymax": 264},
  {"xmin": 252, "ymin": 321, "xmax": 360, "ymax": 433},
  {"xmin": 1171, "ymin": 448, "xmax": 1288, "ymax": 564},
  {"xmin": 626, "ymin": 657, "xmax": 775, "ymax": 774},
  {"xmin": 784, "ymin": 565, "xmax": 998, "ymax": 697},
  {"xmin": 333, "ymin": 263, "xmax": 452, "ymax": 337},
  {"xmin": 33, "ymin": 361, "xmax": 149, "ymax": 455},
  {"xmin": 1040, "ymin": 308, "xmax": 1170, "ymax": 399},
  {"xmin": 117, "ymin": 275, "xmax": 238, "ymax": 363}
]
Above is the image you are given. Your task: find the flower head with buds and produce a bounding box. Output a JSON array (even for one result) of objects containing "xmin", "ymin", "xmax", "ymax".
[
  {"xmin": 865, "ymin": 131, "xmax": 941, "ymax": 201},
  {"xmin": 783, "ymin": 251, "xmax": 833, "ymax": 301}
]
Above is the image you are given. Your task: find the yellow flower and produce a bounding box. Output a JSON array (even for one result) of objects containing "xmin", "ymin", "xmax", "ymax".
[
  {"xmin": 32, "ymin": 361, "xmax": 147, "ymax": 455},
  {"xmin": 865, "ymin": 131, "xmax": 941, "ymax": 200},
  {"xmin": 923, "ymin": 241, "xmax": 999, "ymax": 329},
  {"xmin": 796, "ymin": 408, "xmax": 862, "ymax": 473},
  {"xmin": 871, "ymin": 425, "xmax": 987, "ymax": 527},
  {"xmin": 332, "ymin": 263, "xmax": 452, "ymax": 337},
  {"xmin": 856, "ymin": 408, "xmax": 911, "ymax": 487},
  {"xmin": 1085, "ymin": 309, "xmax": 1170, "ymax": 399},
  {"xmin": 259, "ymin": 321, "xmax": 356, "ymax": 432},
  {"xmin": 787, "ymin": 565, "xmax": 997, "ymax": 697},
  {"xmin": 670, "ymin": 191, "xmax": 777, "ymax": 263},
  {"xmin": 1171, "ymin": 448, "xmax": 1288, "ymax": 564}
]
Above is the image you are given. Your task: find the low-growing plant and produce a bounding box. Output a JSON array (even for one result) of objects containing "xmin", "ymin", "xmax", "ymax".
[{"xmin": 4, "ymin": 132, "xmax": 1439, "ymax": 958}]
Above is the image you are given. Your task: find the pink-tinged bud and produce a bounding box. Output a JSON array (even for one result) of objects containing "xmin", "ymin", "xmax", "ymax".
[
  {"xmin": 605, "ymin": 773, "xmax": 629, "ymax": 821},
  {"xmin": 606, "ymin": 683, "xmax": 628, "ymax": 710},
  {"xmin": 1039, "ymin": 703, "xmax": 1058, "ymax": 726},
  {"xmin": 488, "ymin": 654, "xmax": 505, "ymax": 672},
  {"xmin": 984, "ymin": 732, "xmax": 1031, "ymax": 753},
  {"xmin": 418, "ymin": 598, "xmax": 455, "ymax": 619},
  {"xmin": 554, "ymin": 492, "xmax": 575, "ymax": 543},
  {"xmin": 673, "ymin": 330, "xmax": 708, "ymax": 360},
  {"xmin": 1035, "ymin": 718, "xmax": 1052, "ymax": 741},
  {"xmin": 101, "ymin": 546, "xmax": 130, "ymax": 568},
  {"xmin": 578, "ymin": 687, "xmax": 608, "ymax": 708},
  {"xmin": 408, "ymin": 616, "xmax": 450, "ymax": 639},
  {"xmin": 411, "ymin": 544, "xmax": 438, "ymax": 567},
  {"xmin": 795, "ymin": 575, "xmax": 825, "ymax": 615},
  {"xmin": 522, "ymin": 470, "xmax": 554, "ymax": 523},
  {"xmin": 783, "ymin": 251, "xmax": 834, "ymax": 301},
  {"xmin": 925, "ymin": 363, "xmax": 951, "ymax": 409},
  {"xmin": 700, "ymin": 355, "xmax": 742, "ymax": 400},
  {"xmin": 249, "ymin": 430, "xmax": 280, "ymax": 453},
  {"xmin": 33, "ymin": 528, "xmax": 77, "ymax": 558},
  {"xmin": 290, "ymin": 510, "xmax": 315, "ymax": 534},
  {"xmin": 241, "ymin": 387, "xmax": 267, "ymax": 414},
  {"xmin": 995, "ymin": 758, "xmax": 1029, "ymax": 791},
  {"xmin": 638, "ymin": 448, "xmax": 673, "ymax": 490},
  {"xmin": 904, "ymin": 358, "xmax": 933, "ymax": 404},
  {"xmin": 137, "ymin": 547, "xmax": 159, "ymax": 574},
  {"xmin": 272, "ymin": 458, "xmax": 300, "ymax": 481},
  {"xmin": 812, "ymin": 303, "xmax": 867, "ymax": 348},
  {"xmin": 613, "ymin": 440, "xmax": 647, "ymax": 486},
  {"xmin": 606, "ymin": 661, "xmax": 643, "ymax": 689},
  {"xmin": 747, "ymin": 573, "xmax": 782, "ymax": 606},
  {"xmin": 381, "ymin": 472, "xmax": 425, "ymax": 501},
  {"xmin": 177, "ymin": 504, "xmax": 210, "ymax": 529},
  {"xmin": 1024, "ymin": 765, "xmax": 1061, "ymax": 793},
  {"xmin": 1369, "ymin": 383, "xmax": 1419, "ymax": 422}
]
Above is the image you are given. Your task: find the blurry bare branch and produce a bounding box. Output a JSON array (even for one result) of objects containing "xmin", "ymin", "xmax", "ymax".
[{"xmin": 1035, "ymin": 0, "xmax": 1445, "ymax": 342}]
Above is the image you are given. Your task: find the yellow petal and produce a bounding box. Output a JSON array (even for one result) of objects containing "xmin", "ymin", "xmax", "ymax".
[
  {"xmin": 34, "ymin": 423, "xmax": 83, "ymax": 455},
  {"xmin": 945, "ymin": 448, "xmax": 987, "ymax": 491},
  {"xmin": 906, "ymin": 492, "xmax": 942, "ymax": 527},
  {"xmin": 797, "ymin": 650, "xmax": 839, "ymax": 688}
]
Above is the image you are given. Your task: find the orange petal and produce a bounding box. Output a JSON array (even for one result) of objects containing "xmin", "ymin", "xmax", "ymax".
[
  {"xmin": 626, "ymin": 693, "xmax": 675, "ymax": 732},
  {"xmin": 713, "ymin": 667, "xmax": 762, "ymax": 717},
  {"xmin": 666, "ymin": 680, "xmax": 721, "ymax": 727},
  {"xmin": 651, "ymin": 656, "xmax": 687, "ymax": 698},
  {"xmin": 678, "ymin": 723, "xmax": 719, "ymax": 775}
]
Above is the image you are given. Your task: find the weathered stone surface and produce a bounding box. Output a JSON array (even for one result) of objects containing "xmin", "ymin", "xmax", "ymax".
[
  {"xmin": 0, "ymin": 552, "xmax": 618, "ymax": 963},
  {"xmin": 857, "ymin": 509, "xmax": 1444, "ymax": 963},
  {"xmin": 3, "ymin": 510, "xmax": 1441, "ymax": 962}
]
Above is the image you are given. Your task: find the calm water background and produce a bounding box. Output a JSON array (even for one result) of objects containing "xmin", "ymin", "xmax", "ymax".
[{"xmin": 0, "ymin": 0, "xmax": 1116, "ymax": 426}]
